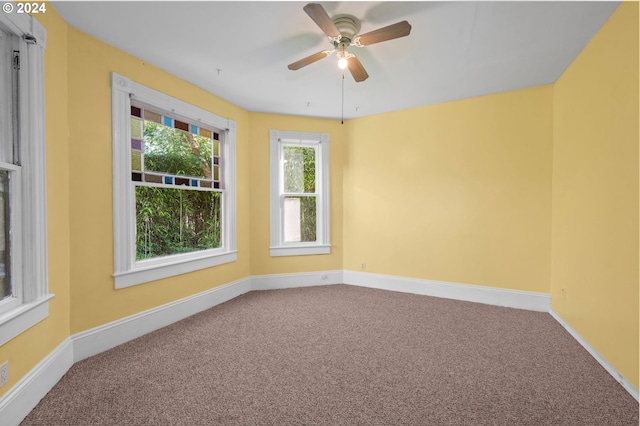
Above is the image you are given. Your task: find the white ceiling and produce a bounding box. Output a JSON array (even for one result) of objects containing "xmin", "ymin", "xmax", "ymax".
[{"xmin": 53, "ymin": 1, "xmax": 619, "ymax": 120}]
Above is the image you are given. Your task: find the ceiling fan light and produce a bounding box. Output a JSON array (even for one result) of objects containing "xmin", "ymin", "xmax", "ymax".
[{"xmin": 338, "ymin": 57, "xmax": 349, "ymax": 69}]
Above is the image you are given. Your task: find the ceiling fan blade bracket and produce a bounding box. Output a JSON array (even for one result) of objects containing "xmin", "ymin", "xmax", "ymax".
[{"xmin": 329, "ymin": 34, "xmax": 342, "ymax": 44}]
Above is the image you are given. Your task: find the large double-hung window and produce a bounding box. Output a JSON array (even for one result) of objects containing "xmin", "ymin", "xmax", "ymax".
[
  {"xmin": 0, "ymin": 11, "xmax": 50, "ymax": 346},
  {"xmin": 112, "ymin": 73, "xmax": 237, "ymax": 289}
]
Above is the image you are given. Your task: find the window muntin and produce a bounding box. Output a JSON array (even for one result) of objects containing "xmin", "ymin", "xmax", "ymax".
[{"xmin": 270, "ymin": 130, "xmax": 330, "ymax": 257}]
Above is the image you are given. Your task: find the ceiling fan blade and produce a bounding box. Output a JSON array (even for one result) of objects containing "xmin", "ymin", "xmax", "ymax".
[
  {"xmin": 288, "ymin": 50, "xmax": 333, "ymax": 70},
  {"xmin": 354, "ymin": 21, "xmax": 412, "ymax": 46},
  {"xmin": 347, "ymin": 54, "xmax": 369, "ymax": 82},
  {"xmin": 303, "ymin": 3, "xmax": 341, "ymax": 39}
]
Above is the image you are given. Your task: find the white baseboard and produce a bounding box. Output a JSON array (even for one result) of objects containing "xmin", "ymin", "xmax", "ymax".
[
  {"xmin": 251, "ymin": 270, "xmax": 343, "ymax": 291},
  {"xmin": 73, "ymin": 277, "xmax": 252, "ymax": 362},
  {"xmin": 0, "ymin": 337, "xmax": 74, "ymax": 426},
  {"xmin": 549, "ymin": 309, "xmax": 639, "ymax": 402},
  {"xmin": 343, "ymin": 270, "xmax": 551, "ymax": 312}
]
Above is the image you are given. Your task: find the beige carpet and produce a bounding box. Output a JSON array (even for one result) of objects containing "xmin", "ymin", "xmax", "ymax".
[{"xmin": 22, "ymin": 284, "xmax": 639, "ymax": 425}]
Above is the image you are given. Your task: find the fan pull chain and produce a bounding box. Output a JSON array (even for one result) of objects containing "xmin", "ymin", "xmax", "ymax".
[{"xmin": 341, "ymin": 72, "xmax": 345, "ymax": 124}]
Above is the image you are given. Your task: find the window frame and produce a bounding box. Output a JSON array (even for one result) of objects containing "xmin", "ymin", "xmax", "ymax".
[
  {"xmin": 269, "ymin": 129, "xmax": 330, "ymax": 257},
  {"xmin": 111, "ymin": 72, "xmax": 237, "ymax": 289},
  {"xmin": 0, "ymin": 163, "xmax": 22, "ymax": 310},
  {"xmin": 0, "ymin": 163, "xmax": 23, "ymax": 316},
  {"xmin": 0, "ymin": 9, "xmax": 52, "ymax": 347}
]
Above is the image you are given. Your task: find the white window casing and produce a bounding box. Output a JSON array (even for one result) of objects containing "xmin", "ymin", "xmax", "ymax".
[
  {"xmin": 111, "ymin": 72, "xmax": 237, "ymax": 289},
  {"xmin": 0, "ymin": 8, "xmax": 52, "ymax": 347},
  {"xmin": 269, "ymin": 129, "xmax": 330, "ymax": 257}
]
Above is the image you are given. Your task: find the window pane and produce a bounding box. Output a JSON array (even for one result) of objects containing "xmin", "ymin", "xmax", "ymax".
[
  {"xmin": 283, "ymin": 146, "xmax": 315, "ymax": 193},
  {"xmin": 143, "ymin": 121, "xmax": 213, "ymax": 179},
  {"xmin": 136, "ymin": 186, "xmax": 221, "ymax": 260},
  {"xmin": 143, "ymin": 109, "xmax": 162, "ymax": 124},
  {"xmin": 130, "ymin": 117, "xmax": 142, "ymax": 139},
  {"xmin": 131, "ymin": 150, "xmax": 142, "ymax": 171},
  {"xmin": 0, "ymin": 171, "xmax": 10, "ymax": 301},
  {"xmin": 283, "ymin": 196, "xmax": 316, "ymax": 242},
  {"xmin": 0, "ymin": 28, "xmax": 14, "ymax": 164}
]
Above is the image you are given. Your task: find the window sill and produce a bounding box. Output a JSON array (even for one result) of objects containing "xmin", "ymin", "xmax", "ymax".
[
  {"xmin": 270, "ymin": 245, "xmax": 331, "ymax": 257},
  {"xmin": 0, "ymin": 294, "xmax": 55, "ymax": 346},
  {"xmin": 114, "ymin": 250, "xmax": 238, "ymax": 289}
]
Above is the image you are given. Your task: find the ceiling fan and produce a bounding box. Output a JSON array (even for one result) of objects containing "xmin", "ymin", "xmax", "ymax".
[{"xmin": 288, "ymin": 3, "xmax": 412, "ymax": 82}]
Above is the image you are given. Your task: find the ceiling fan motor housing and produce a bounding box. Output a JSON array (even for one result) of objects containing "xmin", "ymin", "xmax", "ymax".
[{"xmin": 332, "ymin": 14, "xmax": 360, "ymax": 42}]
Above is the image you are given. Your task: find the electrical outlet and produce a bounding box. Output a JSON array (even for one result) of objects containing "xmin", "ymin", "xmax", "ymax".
[
  {"xmin": 0, "ymin": 362, "xmax": 8, "ymax": 387},
  {"xmin": 361, "ymin": 263, "xmax": 366, "ymax": 271}
]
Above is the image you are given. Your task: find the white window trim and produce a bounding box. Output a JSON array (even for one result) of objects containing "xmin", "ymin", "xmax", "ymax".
[
  {"xmin": 0, "ymin": 8, "xmax": 51, "ymax": 346},
  {"xmin": 111, "ymin": 72, "xmax": 237, "ymax": 289},
  {"xmin": 269, "ymin": 129, "xmax": 330, "ymax": 257}
]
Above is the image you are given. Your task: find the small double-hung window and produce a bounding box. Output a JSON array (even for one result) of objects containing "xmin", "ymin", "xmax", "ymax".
[
  {"xmin": 269, "ymin": 130, "xmax": 330, "ymax": 257},
  {"xmin": 112, "ymin": 73, "xmax": 237, "ymax": 289},
  {"xmin": 0, "ymin": 13, "xmax": 50, "ymax": 346}
]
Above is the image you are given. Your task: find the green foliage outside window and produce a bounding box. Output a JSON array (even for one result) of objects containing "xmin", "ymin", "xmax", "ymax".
[
  {"xmin": 0, "ymin": 171, "xmax": 9, "ymax": 300},
  {"xmin": 136, "ymin": 187, "xmax": 221, "ymax": 259},
  {"xmin": 144, "ymin": 122, "xmax": 213, "ymax": 178}
]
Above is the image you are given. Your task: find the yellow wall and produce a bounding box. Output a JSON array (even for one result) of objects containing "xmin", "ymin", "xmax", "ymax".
[
  {"xmin": 343, "ymin": 86, "xmax": 554, "ymax": 293},
  {"xmin": 248, "ymin": 113, "xmax": 345, "ymax": 275},
  {"xmin": 551, "ymin": 2, "xmax": 639, "ymax": 388},
  {"xmin": 2, "ymin": 0, "xmax": 638, "ymax": 404},
  {"xmin": 66, "ymin": 28, "xmax": 252, "ymax": 333},
  {"xmin": 0, "ymin": 6, "xmax": 72, "ymax": 398}
]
